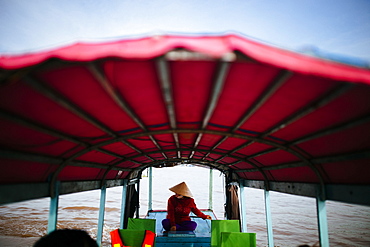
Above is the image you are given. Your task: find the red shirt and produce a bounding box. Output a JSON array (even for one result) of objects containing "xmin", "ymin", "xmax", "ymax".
[{"xmin": 166, "ymin": 195, "xmax": 208, "ymax": 226}]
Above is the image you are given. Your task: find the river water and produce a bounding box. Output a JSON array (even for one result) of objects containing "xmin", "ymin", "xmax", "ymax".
[{"xmin": 0, "ymin": 166, "xmax": 369, "ymax": 246}]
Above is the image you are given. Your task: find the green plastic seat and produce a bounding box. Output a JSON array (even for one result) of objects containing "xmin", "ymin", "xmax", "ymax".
[
  {"xmin": 220, "ymin": 232, "xmax": 256, "ymax": 247},
  {"xmin": 127, "ymin": 218, "xmax": 156, "ymax": 233},
  {"xmin": 211, "ymin": 220, "xmax": 240, "ymax": 247}
]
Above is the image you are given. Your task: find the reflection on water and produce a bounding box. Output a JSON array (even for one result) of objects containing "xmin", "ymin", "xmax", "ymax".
[{"xmin": 0, "ymin": 166, "xmax": 369, "ymax": 246}]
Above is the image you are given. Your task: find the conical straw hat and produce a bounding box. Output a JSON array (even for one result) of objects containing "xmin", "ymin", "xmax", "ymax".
[{"xmin": 169, "ymin": 182, "xmax": 193, "ymax": 198}]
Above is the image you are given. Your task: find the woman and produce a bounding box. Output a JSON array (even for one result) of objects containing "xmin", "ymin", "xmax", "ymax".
[{"xmin": 162, "ymin": 182, "xmax": 212, "ymax": 232}]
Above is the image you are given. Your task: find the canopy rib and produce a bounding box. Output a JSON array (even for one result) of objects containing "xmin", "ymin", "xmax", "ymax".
[
  {"xmin": 215, "ymin": 140, "xmax": 253, "ymax": 163},
  {"xmin": 201, "ymin": 70, "xmax": 293, "ymax": 160},
  {"xmin": 230, "ymin": 83, "xmax": 355, "ymax": 166},
  {"xmin": 52, "ymin": 129, "xmax": 321, "ymax": 181},
  {"xmin": 0, "ymin": 109, "xmax": 87, "ymax": 146},
  {"xmin": 261, "ymin": 83, "xmax": 353, "ymax": 138},
  {"xmin": 121, "ymin": 139, "xmax": 155, "ymax": 162},
  {"xmin": 0, "ymin": 149, "xmax": 133, "ymax": 171},
  {"xmin": 291, "ymin": 114, "xmax": 370, "ymax": 145},
  {"xmin": 238, "ymin": 150, "xmax": 370, "ymax": 173},
  {"xmin": 156, "ymin": 56, "xmax": 180, "ymax": 158},
  {"xmin": 229, "ymin": 112, "xmax": 370, "ymax": 169},
  {"xmin": 143, "ymin": 158, "xmax": 229, "ymax": 172},
  {"xmin": 222, "ymin": 83, "xmax": 358, "ymax": 170},
  {"xmin": 190, "ymin": 60, "xmax": 230, "ymax": 159},
  {"xmin": 0, "ymin": 108, "xmax": 134, "ymax": 164},
  {"xmin": 23, "ymin": 75, "xmax": 118, "ymax": 137},
  {"xmin": 88, "ymin": 62, "xmax": 168, "ymax": 159}
]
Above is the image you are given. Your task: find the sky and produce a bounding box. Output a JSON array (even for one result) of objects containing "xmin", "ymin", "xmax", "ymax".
[{"xmin": 1, "ymin": 0, "xmax": 370, "ymax": 62}]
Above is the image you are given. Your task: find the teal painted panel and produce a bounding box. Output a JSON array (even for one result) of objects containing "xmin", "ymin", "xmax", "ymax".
[
  {"xmin": 156, "ymin": 237, "xmax": 210, "ymax": 243},
  {"xmin": 156, "ymin": 236, "xmax": 210, "ymax": 247},
  {"xmin": 156, "ymin": 243, "xmax": 210, "ymax": 247}
]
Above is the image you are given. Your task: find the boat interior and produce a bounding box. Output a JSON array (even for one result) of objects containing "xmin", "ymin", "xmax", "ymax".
[{"xmin": 0, "ymin": 34, "xmax": 370, "ymax": 246}]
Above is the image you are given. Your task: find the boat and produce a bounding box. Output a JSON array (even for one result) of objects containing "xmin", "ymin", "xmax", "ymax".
[{"xmin": 0, "ymin": 34, "xmax": 370, "ymax": 247}]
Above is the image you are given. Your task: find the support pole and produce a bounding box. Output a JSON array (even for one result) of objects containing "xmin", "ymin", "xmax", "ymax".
[
  {"xmin": 316, "ymin": 187, "xmax": 329, "ymax": 247},
  {"xmin": 239, "ymin": 181, "xmax": 247, "ymax": 232},
  {"xmin": 47, "ymin": 181, "xmax": 60, "ymax": 233},
  {"xmin": 264, "ymin": 189, "xmax": 274, "ymax": 247},
  {"xmin": 120, "ymin": 179, "xmax": 128, "ymax": 229},
  {"xmin": 136, "ymin": 178, "xmax": 140, "ymax": 218},
  {"xmin": 209, "ymin": 168, "xmax": 213, "ymax": 210},
  {"xmin": 148, "ymin": 167, "xmax": 153, "ymax": 211},
  {"xmin": 97, "ymin": 183, "xmax": 107, "ymax": 246}
]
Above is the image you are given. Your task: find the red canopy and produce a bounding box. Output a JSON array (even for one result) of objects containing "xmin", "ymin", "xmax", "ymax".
[{"xmin": 1, "ymin": 34, "xmax": 370, "ymax": 190}]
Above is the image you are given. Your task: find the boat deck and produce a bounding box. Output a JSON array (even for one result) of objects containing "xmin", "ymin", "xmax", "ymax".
[{"xmin": 146, "ymin": 209, "xmax": 216, "ymax": 247}]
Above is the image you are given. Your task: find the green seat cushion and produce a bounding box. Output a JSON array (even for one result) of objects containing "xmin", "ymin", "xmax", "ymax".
[
  {"xmin": 127, "ymin": 218, "xmax": 156, "ymax": 233},
  {"xmin": 220, "ymin": 232, "xmax": 256, "ymax": 247},
  {"xmin": 211, "ymin": 220, "xmax": 240, "ymax": 247},
  {"xmin": 118, "ymin": 229, "xmax": 146, "ymax": 247}
]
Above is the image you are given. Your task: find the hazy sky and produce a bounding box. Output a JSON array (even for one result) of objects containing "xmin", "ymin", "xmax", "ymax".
[{"xmin": 1, "ymin": 0, "xmax": 370, "ymax": 61}]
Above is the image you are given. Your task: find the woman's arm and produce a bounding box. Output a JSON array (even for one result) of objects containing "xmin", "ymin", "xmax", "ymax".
[{"xmin": 190, "ymin": 199, "xmax": 212, "ymax": 220}]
